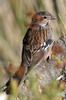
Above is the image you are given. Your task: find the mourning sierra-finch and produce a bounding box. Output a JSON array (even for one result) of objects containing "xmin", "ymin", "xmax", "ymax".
[{"xmin": 2, "ymin": 11, "xmax": 56, "ymax": 94}]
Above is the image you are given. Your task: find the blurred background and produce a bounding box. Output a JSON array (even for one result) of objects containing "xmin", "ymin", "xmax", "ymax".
[{"xmin": 0, "ymin": 0, "xmax": 66, "ymax": 100}]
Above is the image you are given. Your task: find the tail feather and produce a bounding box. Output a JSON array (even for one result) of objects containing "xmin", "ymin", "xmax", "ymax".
[
  {"xmin": 13, "ymin": 64, "xmax": 27, "ymax": 84},
  {"xmin": 2, "ymin": 64, "xmax": 27, "ymax": 94},
  {"xmin": 0, "ymin": 79, "xmax": 11, "ymax": 94}
]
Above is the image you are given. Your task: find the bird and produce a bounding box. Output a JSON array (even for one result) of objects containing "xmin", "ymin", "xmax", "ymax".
[{"xmin": 2, "ymin": 11, "xmax": 56, "ymax": 94}]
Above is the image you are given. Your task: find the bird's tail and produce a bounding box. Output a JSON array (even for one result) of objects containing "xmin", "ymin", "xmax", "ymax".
[
  {"xmin": 13, "ymin": 63, "xmax": 27, "ymax": 84},
  {"xmin": 1, "ymin": 63, "xmax": 27, "ymax": 94}
]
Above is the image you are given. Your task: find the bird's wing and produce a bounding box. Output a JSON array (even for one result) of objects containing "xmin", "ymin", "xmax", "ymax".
[{"xmin": 22, "ymin": 28, "xmax": 53, "ymax": 67}]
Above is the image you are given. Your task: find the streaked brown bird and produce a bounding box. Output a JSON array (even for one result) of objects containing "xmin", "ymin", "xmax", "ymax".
[{"xmin": 2, "ymin": 11, "xmax": 56, "ymax": 94}]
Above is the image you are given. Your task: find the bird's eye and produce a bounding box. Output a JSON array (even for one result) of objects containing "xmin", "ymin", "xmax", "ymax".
[{"xmin": 44, "ymin": 16, "xmax": 47, "ymax": 19}]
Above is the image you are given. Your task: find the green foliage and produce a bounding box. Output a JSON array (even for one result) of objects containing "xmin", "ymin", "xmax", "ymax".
[{"xmin": 17, "ymin": 73, "xmax": 61, "ymax": 100}]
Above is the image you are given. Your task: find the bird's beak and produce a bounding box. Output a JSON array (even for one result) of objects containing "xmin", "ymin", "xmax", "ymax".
[{"xmin": 50, "ymin": 15, "xmax": 56, "ymax": 20}]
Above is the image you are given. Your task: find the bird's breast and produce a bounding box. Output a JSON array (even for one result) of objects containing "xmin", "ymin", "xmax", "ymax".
[{"xmin": 33, "ymin": 28, "xmax": 49, "ymax": 45}]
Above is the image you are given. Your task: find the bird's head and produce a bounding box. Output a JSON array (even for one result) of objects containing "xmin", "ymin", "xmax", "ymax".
[{"xmin": 32, "ymin": 11, "xmax": 56, "ymax": 27}]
